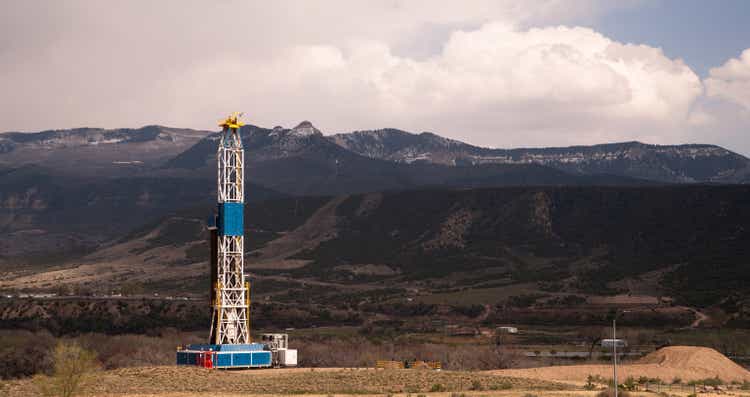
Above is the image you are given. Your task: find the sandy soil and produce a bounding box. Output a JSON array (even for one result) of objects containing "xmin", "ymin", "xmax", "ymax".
[{"xmin": 490, "ymin": 346, "xmax": 750, "ymax": 383}]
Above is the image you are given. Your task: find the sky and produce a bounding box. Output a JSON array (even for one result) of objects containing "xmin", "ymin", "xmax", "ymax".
[{"xmin": 1, "ymin": 1, "xmax": 749, "ymax": 154}]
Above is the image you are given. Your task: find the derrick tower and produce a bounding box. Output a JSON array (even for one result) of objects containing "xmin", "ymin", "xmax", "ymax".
[{"xmin": 210, "ymin": 112, "xmax": 250, "ymax": 345}]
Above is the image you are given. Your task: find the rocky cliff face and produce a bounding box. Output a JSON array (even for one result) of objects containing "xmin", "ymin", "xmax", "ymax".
[{"xmin": 329, "ymin": 130, "xmax": 750, "ymax": 183}]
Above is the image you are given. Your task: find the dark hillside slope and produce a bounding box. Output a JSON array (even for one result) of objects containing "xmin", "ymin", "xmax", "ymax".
[
  {"xmin": 0, "ymin": 165, "xmax": 283, "ymax": 265},
  {"xmin": 52, "ymin": 184, "xmax": 750, "ymax": 314},
  {"xmin": 289, "ymin": 185, "xmax": 750, "ymax": 307}
]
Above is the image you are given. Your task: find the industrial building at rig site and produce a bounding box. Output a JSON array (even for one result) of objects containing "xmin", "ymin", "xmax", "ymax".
[{"xmin": 177, "ymin": 114, "xmax": 297, "ymax": 369}]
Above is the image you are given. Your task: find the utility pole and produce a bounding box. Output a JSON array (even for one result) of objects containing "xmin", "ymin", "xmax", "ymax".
[{"xmin": 613, "ymin": 316, "xmax": 618, "ymax": 397}]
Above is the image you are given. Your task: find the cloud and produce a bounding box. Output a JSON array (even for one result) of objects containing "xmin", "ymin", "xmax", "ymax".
[
  {"xmin": 0, "ymin": 1, "xmax": 747, "ymax": 154},
  {"xmin": 705, "ymin": 49, "xmax": 750, "ymax": 111},
  {"xmin": 165, "ymin": 22, "xmax": 702, "ymax": 147}
]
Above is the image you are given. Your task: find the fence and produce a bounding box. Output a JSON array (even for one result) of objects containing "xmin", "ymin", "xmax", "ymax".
[
  {"xmin": 375, "ymin": 360, "xmax": 442, "ymax": 370},
  {"xmin": 643, "ymin": 382, "xmax": 744, "ymax": 394}
]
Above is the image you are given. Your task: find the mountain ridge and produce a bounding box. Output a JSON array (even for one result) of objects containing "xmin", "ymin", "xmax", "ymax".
[
  {"xmin": 329, "ymin": 128, "xmax": 750, "ymax": 183},
  {"xmin": 4, "ymin": 122, "xmax": 748, "ymax": 184}
]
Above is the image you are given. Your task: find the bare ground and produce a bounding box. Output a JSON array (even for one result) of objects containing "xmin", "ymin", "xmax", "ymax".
[
  {"xmin": 3, "ymin": 367, "xmax": 567, "ymax": 397},
  {"xmin": 490, "ymin": 346, "xmax": 750, "ymax": 383},
  {"xmin": 4, "ymin": 347, "xmax": 750, "ymax": 397}
]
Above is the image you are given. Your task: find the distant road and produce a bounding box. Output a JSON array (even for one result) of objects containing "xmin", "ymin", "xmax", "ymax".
[{"xmin": 2, "ymin": 294, "xmax": 203, "ymax": 301}]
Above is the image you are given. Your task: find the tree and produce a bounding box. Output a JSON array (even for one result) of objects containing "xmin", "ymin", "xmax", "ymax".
[
  {"xmin": 579, "ymin": 326, "xmax": 606, "ymax": 359},
  {"xmin": 36, "ymin": 342, "xmax": 99, "ymax": 397}
]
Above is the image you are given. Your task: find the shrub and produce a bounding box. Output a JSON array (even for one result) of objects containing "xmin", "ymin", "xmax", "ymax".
[
  {"xmin": 597, "ymin": 389, "xmax": 631, "ymax": 397},
  {"xmin": 35, "ymin": 342, "xmax": 99, "ymax": 397},
  {"xmin": 688, "ymin": 377, "xmax": 723, "ymax": 387},
  {"xmin": 704, "ymin": 376, "xmax": 724, "ymax": 387},
  {"xmin": 469, "ymin": 380, "xmax": 483, "ymax": 391},
  {"xmin": 489, "ymin": 382, "xmax": 512, "ymax": 390},
  {"xmin": 0, "ymin": 331, "xmax": 55, "ymax": 379},
  {"xmin": 672, "ymin": 377, "xmax": 682, "ymax": 385},
  {"xmin": 585, "ymin": 375, "xmax": 598, "ymax": 390},
  {"xmin": 623, "ymin": 376, "xmax": 637, "ymax": 390},
  {"xmin": 430, "ymin": 384, "xmax": 446, "ymax": 392}
]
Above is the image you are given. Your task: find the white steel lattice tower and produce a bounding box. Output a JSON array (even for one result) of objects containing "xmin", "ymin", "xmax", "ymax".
[{"xmin": 211, "ymin": 113, "xmax": 250, "ymax": 345}]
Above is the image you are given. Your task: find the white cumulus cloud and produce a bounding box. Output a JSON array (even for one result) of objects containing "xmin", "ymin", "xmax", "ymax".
[
  {"xmin": 705, "ymin": 49, "xmax": 750, "ymax": 111},
  {"xmin": 1, "ymin": 1, "xmax": 748, "ymax": 154},
  {"xmin": 167, "ymin": 22, "xmax": 702, "ymax": 147}
]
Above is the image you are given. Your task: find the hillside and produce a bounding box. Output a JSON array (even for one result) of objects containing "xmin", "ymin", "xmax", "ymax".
[
  {"xmin": 0, "ymin": 123, "xmax": 654, "ymax": 261},
  {"xmin": 0, "ymin": 165, "xmax": 284, "ymax": 267},
  {"xmin": 2, "ymin": 122, "xmax": 749, "ymax": 309},
  {"xmin": 5, "ymin": 185, "xmax": 749, "ymax": 327}
]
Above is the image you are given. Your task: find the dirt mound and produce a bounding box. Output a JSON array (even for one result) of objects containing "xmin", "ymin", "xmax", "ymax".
[
  {"xmin": 638, "ymin": 346, "xmax": 750, "ymax": 380},
  {"xmin": 490, "ymin": 346, "xmax": 750, "ymax": 384}
]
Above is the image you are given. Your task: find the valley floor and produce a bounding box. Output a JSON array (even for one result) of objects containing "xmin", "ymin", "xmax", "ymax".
[{"xmin": 5, "ymin": 346, "xmax": 750, "ymax": 397}]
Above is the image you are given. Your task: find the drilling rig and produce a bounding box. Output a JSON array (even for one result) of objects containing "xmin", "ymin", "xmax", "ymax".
[
  {"xmin": 211, "ymin": 112, "xmax": 250, "ymax": 345},
  {"xmin": 176, "ymin": 114, "xmax": 297, "ymax": 369}
]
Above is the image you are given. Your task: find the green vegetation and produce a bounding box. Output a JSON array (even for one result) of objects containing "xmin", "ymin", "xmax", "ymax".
[
  {"xmin": 35, "ymin": 342, "xmax": 99, "ymax": 397},
  {"xmin": 687, "ymin": 377, "xmax": 723, "ymax": 386},
  {"xmin": 637, "ymin": 376, "xmax": 664, "ymax": 384},
  {"xmin": 430, "ymin": 383, "xmax": 446, "ymax": 392},
  {"xmin": 597, "ymin": 389, "xmax": 631, "ymax": 397},
  {"xmin": 489, "ymin": 382, "xmax": 513, "ymax": 390},
  {"xmin": 585, "ymin": 375, "xmax": 598, "ymax": 390}
]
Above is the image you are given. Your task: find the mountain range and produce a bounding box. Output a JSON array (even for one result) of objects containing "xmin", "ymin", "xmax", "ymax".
[
  {"xmin": 3, "ymin": 122, "xmax": 750, "ymax": 327},
  {"xmin": 3, "ymin": 121, "xmax": 749, "ymax": 186},
  {"xmin": 165, "ymin": 121, "xmax": 750, "ymax": 187},
  {"xmin": 1, "ymin": 121, "xmax": 749, "ymax": 277}
]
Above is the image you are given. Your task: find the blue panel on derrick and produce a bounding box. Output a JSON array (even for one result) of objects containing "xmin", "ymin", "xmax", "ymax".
[{"xmin": 217, "ymin": 202, "xmax": 244, "ymax": 236}]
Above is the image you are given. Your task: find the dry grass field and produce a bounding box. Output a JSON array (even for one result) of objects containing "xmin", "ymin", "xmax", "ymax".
[
  {"xmin": 3, "ymin": 367, "xmax": 566, "ymax": 396},
  {"xmin": 3, "ymin": 346, "xmax": 750, "ymax": 397}
]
